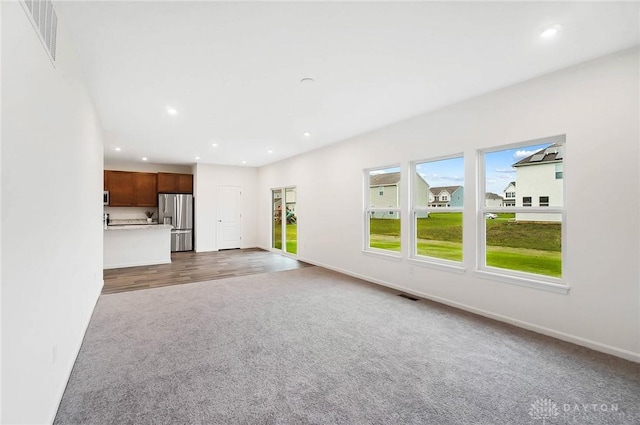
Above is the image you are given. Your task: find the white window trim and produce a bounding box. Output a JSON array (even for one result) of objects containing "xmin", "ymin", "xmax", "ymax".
[
  {"xmin": 477, "ymin": 135, "xmax": 568, "ymax": 293},
  {"xmin": 363, "ymin": 165, "xmax": 402, "ymax": 257},
  {"xmin": 410, "ymin": 154, "xmax": 465, "ymax": 270}
]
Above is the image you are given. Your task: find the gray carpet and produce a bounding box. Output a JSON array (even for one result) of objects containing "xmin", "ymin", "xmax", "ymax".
[{"xmin": 55, "ymin": 266, "xmax": 640, "ymax": 424}]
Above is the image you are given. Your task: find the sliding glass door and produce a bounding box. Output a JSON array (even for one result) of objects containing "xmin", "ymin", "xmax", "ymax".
[
  {"xmin": 271, "ymin": 187, "xmax": 297, "ymax": 255},
  {"xmin": 272, "ymin": 189, "xmax": 283, "ymax": 250}
]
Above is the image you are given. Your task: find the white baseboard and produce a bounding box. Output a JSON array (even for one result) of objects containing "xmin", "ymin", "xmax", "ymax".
[
  {"xmin": 49, "ymin": 279, "xmax": 103, "ymax": 424},
  {"xmin": 298, "ymin": 256, "xmax": 640, "ymax": 364}
]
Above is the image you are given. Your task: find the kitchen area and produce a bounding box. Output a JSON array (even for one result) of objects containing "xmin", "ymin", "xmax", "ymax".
[{"xmin": 103, "ymin": 169, "xmax": 194, "ymax": 269}]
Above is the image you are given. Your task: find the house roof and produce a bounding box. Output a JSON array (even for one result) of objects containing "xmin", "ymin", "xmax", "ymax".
[
  {"xmin": 370, "ymin": 172, "xmax": 429, "ymax": 187},
  {"xmin": 513, "ymin": 143, "xmax": 563, "ymax": 167},
  {"xmin": 485, "ymin": 192, "xmax": 504, "ymax": 200},
  {"xmin": 370, "ymin": 172, "xmax": 400, "ymax": 186},
  {"xmin": 503, "ymin": 181, "xmax": 516, "ymax": 192},
  {"xmin": 429, "ymin": 185, "xmax": 462, "ymax": 195}
]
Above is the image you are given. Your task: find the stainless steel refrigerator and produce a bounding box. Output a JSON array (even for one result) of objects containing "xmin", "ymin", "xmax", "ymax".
[{"xmin": 158, "ymin": 193, "xmax": 194, "ymax": 252}]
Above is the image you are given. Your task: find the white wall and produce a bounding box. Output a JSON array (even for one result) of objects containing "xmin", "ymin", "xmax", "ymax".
[
  {"xmin": 193, "ymin": 164, "xmax": 258, "ymax": 252},
  {"xmin": 1, "ymin": 2, "xmax": 104, "ymax": 423},
  {"xmin": 257, "ymin": 48, "xmax": 640, "ymax": 361},
  {"xmin": 104, "ymin": 161, "xmax": 192, "ymax": 174}
]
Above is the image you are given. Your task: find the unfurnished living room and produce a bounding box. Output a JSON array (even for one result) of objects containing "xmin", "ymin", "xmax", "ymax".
[{"xmin": 2, "ymin": 1, "xmax": 640, "ymax": 424}]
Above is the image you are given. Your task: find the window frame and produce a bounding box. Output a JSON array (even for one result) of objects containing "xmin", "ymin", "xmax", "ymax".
[
  {"xmin": 364, "ymin": 165, "xmax": 402, "ymax": 258},
  {"xmin": 409, "ymin": 153, "xmax": 465, "ymax": 272},
  {"xmin": 477, "ymin": 135, "xmax": 568, "ymax": 293}
]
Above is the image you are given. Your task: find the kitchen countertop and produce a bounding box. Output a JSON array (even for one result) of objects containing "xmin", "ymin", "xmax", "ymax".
[{"xmin": 105, "ymin": 224, "xmax": 174, "ymax": 231}]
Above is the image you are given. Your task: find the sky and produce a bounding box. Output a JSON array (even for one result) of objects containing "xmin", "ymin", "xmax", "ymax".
[
  {"xmin": 483, "ymin": 143, "xmax": 548, "ymax": 194},
  {"xmin": 371, "ymin": 142, "xmax": 551, "ymax": 196}
]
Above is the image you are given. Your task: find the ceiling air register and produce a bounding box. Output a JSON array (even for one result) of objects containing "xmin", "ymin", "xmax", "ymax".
[{"xmin": 21, "ymin": 0, "xmax": 58, "ymax": 63}]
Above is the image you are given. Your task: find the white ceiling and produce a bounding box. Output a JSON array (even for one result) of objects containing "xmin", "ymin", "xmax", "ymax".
[{"xmin": 55, "ymin": 1, "xmax": 639, "ymax": 167}]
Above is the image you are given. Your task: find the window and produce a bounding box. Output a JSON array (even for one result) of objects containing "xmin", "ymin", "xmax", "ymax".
[
  {"xmin": 506, "ymin": 191, "xmax": 515, "ymax": 198},
  {"xmin": 411, "ymin": 156, "xmax": 464, "ymax": 264},
  {"xmin": 480, "ymin": 135, "xmax": 565, "ymax": 288},
  {"xmin": 365, "ymin": 166, "xmax": 401, "ymax": 254},
  {"xmin": 555, "ymin": 163, "xmax": 563, "ymax": 179}
]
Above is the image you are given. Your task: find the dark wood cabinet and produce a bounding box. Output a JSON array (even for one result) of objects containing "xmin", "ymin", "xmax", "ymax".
[
  {"xmin": 177, "ymin": 174, "xmax": 193, "ymax": 193},
  {"xmin": 134, "ymin": 173, "xmax": 157, "ymax": 207},
  {"xmin": 157, "ymin": 173, "xmax": 193, "ymax": 194},
  {"xmin": 105, "ymin": 171, "xmax": 134, "ymax": 206},
  {"xmin": 157, "ymin": 172, "xmax": 178, "ymax": 193},
  {"xmin": 105, "ymin": 170, "xmax": 158, "ymax": 207}
]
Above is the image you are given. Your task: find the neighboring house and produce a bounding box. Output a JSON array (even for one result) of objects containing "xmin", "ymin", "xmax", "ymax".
[
  {"xmin": 513, "ymin": 143, "xmax": 563, "ymax": 222},
  {"xmin": 503, "ymin": 182, "xmax": 516, "ymax": 207},
  {"xmin": 429, "ymin": 186, "xmax": 464, "ymax": 207},
  {"xmin": 485, "ymin": 192, "xmax": 504, "ymax": 207},
  {"xmin": 369, "ymin": 172, "xmax": 430, "ymax": 218}
]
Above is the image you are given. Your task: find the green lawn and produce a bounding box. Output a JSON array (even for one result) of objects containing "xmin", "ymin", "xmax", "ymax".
[
  {"xmin": 369, "ymin": 213, "xmax": 562, "ymax": 277},
  {"xmin": 273, "ymin": 222, "xmax": 297, "ymax": 254}
]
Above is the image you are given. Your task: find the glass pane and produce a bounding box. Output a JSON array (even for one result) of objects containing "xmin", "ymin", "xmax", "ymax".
[
  {"xmin": 485, "ymin": 141, "xmax": 564, "ymax": 208},
  {"xmin": 485, "ymin": 216, "xmax": 562, "ymax": 277},
  {"xmin": 272, "ymin": 189, "xmax": 282, "ymax": 250},
  {"xmin": 284, "ymin": 188, "xmax": 297, "ymax": 254},
  {"xmin": 369, "ymin": 213, "xmax": 401, "ymax": 252},
  {"xmin": 415, "ymin": 211, "xmax": 462, "ymax": 261},
  {"xmin": 415, "ymin": 157, "xmax": 464, "ymax": 208},
  {"xmin": 368, "ymin": 166, "xmax": 400, "ymax": 208}
]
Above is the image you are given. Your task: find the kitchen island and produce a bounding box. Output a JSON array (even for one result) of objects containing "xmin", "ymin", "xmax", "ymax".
[{"xmin": 104, "ymin": 224, "xmax": 173, "ymax": 269}]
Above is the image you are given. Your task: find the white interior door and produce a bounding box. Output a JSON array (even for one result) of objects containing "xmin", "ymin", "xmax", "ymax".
[{"xmin": 217, "ymin": 185, "xmax": 242, "ymax": 250}]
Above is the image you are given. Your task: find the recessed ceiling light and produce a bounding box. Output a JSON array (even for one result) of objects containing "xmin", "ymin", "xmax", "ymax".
[
  {"xmin": 114, "ymin": 147, "xmax": 121, "ymax": 152},
  {"xmin": 141, "ymin": 157, "xmax": 148, "ymax": 161},
  {"xmin": 267, "ymin": 150, "xmax": 273, "ymax": 154},
  {"xmin": 212, "ymin": 143, "xmax": 218, "ymax": 147},
  {"xmin": 303, "ymin": 132, "xmax": 311, "ymax": 137},
  {"xmin": 540, "ymin": 24, "xmax": 562, "ymax": 39},
  {"xmin": 241, "ymin": 160, "xmax": 247, "ymax": 164},
  {"xmin": 166, "ymin": 106, "xmax": 178, "ymax": 116},
  {"xmin": 300, "ymin": 77, "xmax": 315, "ymax": 84},
  {"xmin": 195, "ymin": 156, "xmax": 200, "ymax": 160}
]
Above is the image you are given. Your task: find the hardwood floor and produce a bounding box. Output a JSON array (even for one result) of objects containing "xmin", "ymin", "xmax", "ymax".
[{"xmin": 102, "ymin": 248, "xmax": 313, "ymax": 294}]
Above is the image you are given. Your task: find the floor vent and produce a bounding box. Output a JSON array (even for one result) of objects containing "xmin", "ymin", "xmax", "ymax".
[
  {"xmin": 21, "ymin": 0, "xmax": 58, "ymax": 63},
  {"xmin": 397, "ymin": 293, "xmax": 419, "ymax": 301}
]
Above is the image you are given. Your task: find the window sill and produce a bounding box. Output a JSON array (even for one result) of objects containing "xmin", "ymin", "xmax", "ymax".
[
  {"xmin": 362, "ymin": 249, "xmax": 403, "ymax": 261},
  {"xmin": 408, "ymin": 257, "xmax": 466, "ymax": 274},
  {"xmin": 475, "ymin": 269, "xmax": 570, "ymax": 294}
]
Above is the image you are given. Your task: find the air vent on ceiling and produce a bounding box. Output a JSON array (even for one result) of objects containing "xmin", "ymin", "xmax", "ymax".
[{"xmin": 21, "ymin": 0, "xmax": 58, "ymax": 64}]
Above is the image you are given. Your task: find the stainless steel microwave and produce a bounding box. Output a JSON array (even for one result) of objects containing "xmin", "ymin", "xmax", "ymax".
[{"xmin": 103, "ymin": 191, "xmax": 109, "ymax": 205}]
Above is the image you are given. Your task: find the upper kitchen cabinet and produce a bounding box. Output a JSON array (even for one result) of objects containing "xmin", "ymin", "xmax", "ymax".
[
  {"xmin": 177, "ymin": 174, "xmax": 193, "ymax": 193},
  {"xmin": 134, "ymin": 173, "xmax": 157, "ymax": 207},
  {"xmin": 105, "ymin": 170, "xmax": 158, "ymax": 207},
  {"xmin": 105, "ymin": 171, "xmax": 134, "ymax": 206},
  {"xmin": 157, "ymin": 173, "xmax": 193, "ymax": 194}
]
